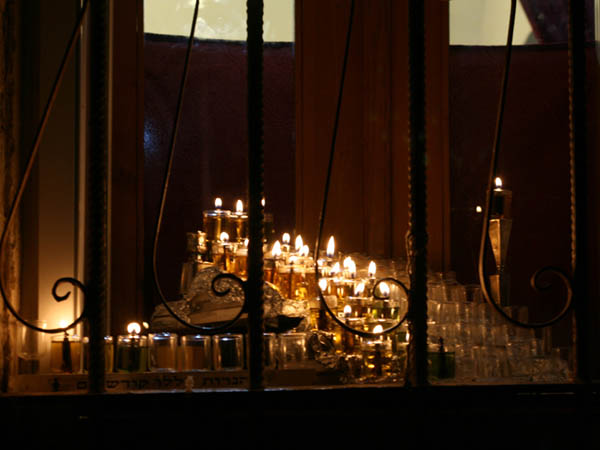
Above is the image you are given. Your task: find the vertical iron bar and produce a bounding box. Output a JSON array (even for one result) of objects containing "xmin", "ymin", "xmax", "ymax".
[
  {"xmin": 568, "ymin": 0, "xmax": 589, "ymax": 383},
  {"xmin": 246, "ymin": 0, "xmax": 265, "ymax": 391},
  {"xmin": 405, "ymin": 0, "xmax": 428, "ymax": 387},
  {"xmin": 86, "ymin": 0, "xmax": 109, "ymax": 394}
]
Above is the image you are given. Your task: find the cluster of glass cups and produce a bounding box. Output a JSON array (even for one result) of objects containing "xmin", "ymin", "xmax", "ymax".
[{"xmin": 426, "ymin": 272, "xmax": 571, "ymax": 383}]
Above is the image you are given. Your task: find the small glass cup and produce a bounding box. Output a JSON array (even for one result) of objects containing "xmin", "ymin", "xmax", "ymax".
[
  {"xmin": 115, "ymin": 335, "xmax": 148, "ymax": 373},
  {"xmin": 278, "ymin": 332, "xmax": 307, "ymax": 369},
  {"xmin": 181, "ymin": 334, "xmax": 212, "ymax": 371},
  {"xmin": 17, "ymin": 320, "xmax": 48, "ymax": 374},
  {"xmin": 50, "ymin": 334, "xmax": 82, "ymax": 374},
  {"xmin": 213, "ymin": 334, "xmax": 244, "ymax": 370},
  {"xmin": 149, "ymin": 332, "xmax": 178, "ymax": 372}
]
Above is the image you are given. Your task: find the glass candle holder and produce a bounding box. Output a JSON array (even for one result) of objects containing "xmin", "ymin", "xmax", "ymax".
[
  {"xmin": 213, "ymin": 334, "xmax": 244, "ymax": 370},
  {"xmin": 17, "ymin": 320, "xmax": 48, "ymax": 375},
  {"xmin": 232, "ymin": 247, "xmax": 248, "ymax": 279},
  {"xmin": 360, "ymin": 336, "xmax": 393, "ymax": 380},
  {"xmin": 149, "ymin": 332, "xmax": 178, "ymax": 372},
  {"xmin": 279, "ymin": 333, "xmax": 307, "ymax": 369},
  {"xmin": 83, "ymin": 336, "xmax": 114, "ymax": 373},
  {"xmin": 203, "ymin": 209, "xmax": 231, "ymax": 242},
  {"xmin": 231, "ymin": 212, "xmax": 248, "ymax": 242},
  {"xmin": 211, "ymin": 241, "xmax": 236, "ymax": 272},
  {"xmin": 50, "ymin": 334, "xmax": 82, "ymax": 374},
  {"xmin": 181, "ymin": 335, "xmax": 212, "ymax": 371},
  {"xmin": 116, "ymin": 335, "xmax": 148, "ymax": 373}
]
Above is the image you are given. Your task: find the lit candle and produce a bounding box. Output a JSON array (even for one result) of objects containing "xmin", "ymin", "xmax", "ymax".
[
  {"xmin": 116, "ymin": 322, "xmax": 148, "ymax": 373},
  {"xmin": 294, "ymin": 235, "xmax": 303, "ymax": 253},
  {"xmin": 232, "ymin": 200, "xmax": 248, "ymax": 242},
  {"xmin": 202, "ymin": 197, "xmax": 231, "ymax": 242},
  {"xmin": 265, "ymin": 240, "xmax": 282, "ymax": 283},
  {"xmin": 281, "ymin": 233, "xmax": 291, "ymax": 254},
  {"xmin": 491, "ymin": 177, "xmax": 512, "ymax": 219},
  {"xmin": 326, "ymin": 236, "xmax": 335, "ymax": 259},
  {"xmin": 368, "ymin": 261, "xmax": 376, "ymax": 279}
]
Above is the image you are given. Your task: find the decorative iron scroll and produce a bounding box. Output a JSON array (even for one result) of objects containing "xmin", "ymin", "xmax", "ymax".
[
  {"xmin": 152, "ymin": 0, "xmax": 249, "ymax": 335},
  {"xmin": 0, "ymin": 0, "xmax": 91, "ymax": 335},
  {"xmin": 312, "ymin": 0, "xmax": 410, "ymax": 339},
  {"xmin": 478, "ymin": 0, "xmax": 573, "ymax": 329}
]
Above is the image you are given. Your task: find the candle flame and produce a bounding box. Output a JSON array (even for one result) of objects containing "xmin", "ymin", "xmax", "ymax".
[
  {"xmin": 127, "ymin": 322, "xmax": 141, "ymax": 335},
  {"xmin": 379, "ymin": 282, "xmax": 390, "ymax": 297},
  {"xmin": 345, "ymin": 258, "xmax": 356, "ymax": 277},
  {"xmin": 142, "ymin": 321, "xmax": 150, "ymax": 329},
  {"xmin": 219, "ymin": 231, "xmax": 229, "ymax": 242},
  {"xmin": 355, "ymin": 282, "xmax": 365, "ymax": 295},
  {"xmin": 326, "ymin": 236, "xmax": 335, "ymax": 257},
  {"xmin": 405, "ymin": 330, "xmax": 410, "ymax": 342},
  {"xmin": 244, "ymin": 238, "xmax": 249, "ymax": 248},
  {"xmin": 261, "ymin": 198, "xmax": 266, "ymax": 207},
  {"xmin": 58, "ymin": 319, "xmax": 70, "ymax": 329},
  {"xmin": 494, "ymin": 177, "xmax": 503, "ymax": 189},
  {"xmin": 300, "ymin": 244, "xmax": 309, "ymax": 257},
  {"xmin": 235, "ymin": 199, "xmax": 244, "ymax": 213},
  {"xmin": 368, "ymin": 261, "xmax": 376, "ymax": 277},
  {"xmin": 271, "ymin": 240, "xmax": 282, "ymax": 257},
  {"xmin": 282, "ymin": 233, "xmax": 291, "ymax": 245},
  {"xmin": 318, "ymin": 278, "xmax": 328, "ymax": 292},
  {"xmin": 476, "ymin": 205, "xmax": 482, "ymax": 213},
  {"xmin": 295, "ymin": 235, "xmax": 303, "ymax": 252},
  {"xmin": 373, "ymin": 324, "xmax": 384, "ymax": 334},
  {"xmin": 214, "ymin": 197, "xmax": 222, "ymax": 208},
  {"xmin": 343, "ymin": 304, "xmax": 352, "ymax": 315},
  {"xmin": 331, "ymin": 262, "xmax": 341, "ymax": 275}
]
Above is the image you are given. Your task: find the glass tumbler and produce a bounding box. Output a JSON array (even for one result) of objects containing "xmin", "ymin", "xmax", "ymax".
[
  {"xmin": 279, "ymin": 333, "xmax": 307, "ymax": 369},
  {"xmin": 213, "ymin": 334, "xmax": 244, "ymax": 370},
  {"xmin": 149, "ymin": 332, "xmax": 178, "ymax": 372},
  {"xmin": 181, "ymin": 334, "xmax": 212, "ymax": 371}
]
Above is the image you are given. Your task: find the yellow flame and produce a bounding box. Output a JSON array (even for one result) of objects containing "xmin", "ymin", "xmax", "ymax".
[
  {"xmin": 343, "ymin": 304, "xmax": 352, "ymax": 315},
  {"xmin": 271, "ymin": 240, "xmax": 282, "ymax": 257},
  {"xmin": 127, "ymin": 322, "xmax": 141, "ymax": 335},
  {"xmin": 236, "ymin": 199, "xmax": 244, "ymax": 213},
  {"xmin": 214, "ymin": 197, "xmax": 223, "ymax": 208},
  {"xmin": 300, "ymin": 245, "xmax": 309, "ymax": 257},
  {"xmin": 347, "ymin": 260, "xmax": 356, "ymax": 277},
  {"xmin": 219, "ymin": 231, "xmax": 229, "ymax": 242},
  {"xmin": 379, "ymin": 282, "xmax": 390, "ymax": 297},
  {"xmin": 405, "ymin": 330, "xmax": 410, "ymax": 342},
  {"xmin": 318, "ymin": 278, "xmax": 328, "ymax": 291},
  {"xmin": 373, "ymin": 324, "xmax": 384, "ymax": 334},
  {"xmin": 476, "ymin": 205, "xmax": 483, "ymax": 213},
  {"xmin": 261, "ymin": 198, "xmax": 266, "ymax": 207},
  {"xmin": 295, "ymin": 235, "xmax": 303, "ymax": 252},
  {"xmin": 244, "ymin": 238, "xmax": 249, "ymax": 247},
  {"xmin": 282, "ymin": 233, "xmax": 291, "ymax": 245},
  {"xmin": 494, "ymin": 177, "xmax": 503, "ymax": 188},
  {"xmin": 368, "ymin": 261, "xmax": 376, "ymax": 277},
  {"xmin": 326, "ymin": 236, "xmax": 335, "ymax": 257},
  {"xmin": 354, "ymin": 282, "xmax": 365, "ymax": 295},
  {"xmin": 331, "ymin": 262, "xmax": 341, "ymax": 275}
]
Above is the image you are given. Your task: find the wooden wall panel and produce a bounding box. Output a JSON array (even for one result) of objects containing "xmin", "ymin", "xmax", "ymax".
[{"xmin": 296, "ymin": 0, "xmax": 449, "ymax": 268}]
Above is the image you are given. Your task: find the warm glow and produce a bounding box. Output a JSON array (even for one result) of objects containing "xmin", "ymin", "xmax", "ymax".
[
  {"xmin": 271, "ymin": 240, "xmax": 282, "ymax": 258},
  {"xmin": 235, "ymin": 199, "xmax": 244, "ymax": 213},
  {"xmin": 368, "ymin": 261, "xmax": 376, "ymax": 278},
  {"xmin": 215, "ymin": 197, "xmax": 223, "ymax": 208},
  {"xmin": 244, "ymin": 238, "xmax": 249, "ymax": 247},
  {"xmin": 476, "ymin": 205, "xmax": 483, "ymax": 213},
  {"xmin": 494, "ymin": 177, "xmax": 503, "ymax": 189},
  {"xmin": 219, "ymin": 231, "xmax": 229, "ymax": 243},
  {"xmin": 261, "ymin": 198, "xmax": 266, "ymax": 207},
  {"xmin": 326, "ymin": 236, "xmax": 335, "ymax": 258},
  {"xmin": 379, "ymin": 282, "xmax": 390, "ymax": 297},
  {"xmin": 127, "ymin": 322, "xmax": 141, "ymax": 335},
  {"xmin": 142, "ymin": 321, "xmax": 150, "ymax": 329},
  {"xmin": 343, "ymin": 304, "xmax": 352, "ymax": 316},
  {"xmin": 373, "ymin": 324, "xmax": 384, "ymax": 334},
  {"xmin": 300, "ymin": 245, "xmax": 309, "ymax": 257},
  {"xmin": 405, "ymin": 330, "xmax": 410, "ymax": 342},
  {"xmin": 58, "ymin": 319, "xmax": 70, "ymax": 329},
  {"xmin": 295, "ymin": 235, "xmax": 303, "ymax": 252},
  {"xmin": 346, "ymin": 259, "xmax": 356, "ymax": 278},
  {"xmin": 331, "ymin": 262, "xmax": 341, "ymax": 275},
  {"xmin": 355, "ymin": 282, "xmax": 365, "ymax": 295},
  {"xmin": 318, "ymin": 278, "xmax": 328, "ymax": 291},
  {"xmin": 282, "ymin": 232, "xmax": 291, "ymax": 245}
]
